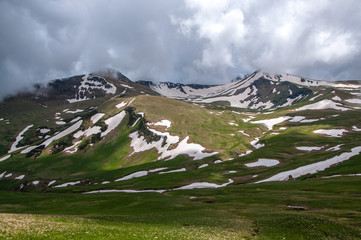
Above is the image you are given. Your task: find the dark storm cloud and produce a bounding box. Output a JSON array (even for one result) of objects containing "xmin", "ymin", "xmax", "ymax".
[{"xmin": 1, "ymin": 0, "xmax": 361, "ymax": 99}]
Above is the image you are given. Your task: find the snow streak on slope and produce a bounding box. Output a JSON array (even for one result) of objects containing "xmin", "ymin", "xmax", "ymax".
[
  {"xmin": 256, "ymin": 147, "xmax": 361, "ymax": 183},
  {"xmin": 8, "ymin": 125, "xmax": 33, "ymax": 153}
]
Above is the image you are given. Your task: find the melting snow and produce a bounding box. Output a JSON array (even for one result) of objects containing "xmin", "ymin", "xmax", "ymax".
[
  {"xmin": 90, "ymin": 113, "xmax": 105, "ymax": 124},
  {"xmin": 296, "ymin": 146, "xmax": 324, "ymax": 151},
  {"xmin": 101, "ymin": 111, "xmax": 126, "ymax": 137},
  {"xmin": 309, "ymin": 93, "xmax": 323, "ymax": 101},
  {"xmin": 84, "ymin": 189, "xmax": 165, "ymax": 194},
  {"xmin": 115, "ymin": 171, "xmax": 148, "ymax": 182},
  {"xmin": 0, "ymin": 155, "xmax": 11, "ymax": 162},
  {"xmin": 245, "ymin": 159, "xmax": 280, "ymax": 167},
  {"xmin": 56, "ymin": 121, "xmax": 66, "ymax": 125},
  {"xmin": 159, "ymin": 168, "xmax": 187, "ymax": 174},
  {"xmin": 296, "ymin": 100, "xmax": 349, "ymax": 111},
  {"xmin": 256, "ymin": 146, "xmax": 361, "ymax": 183},
  {"xmin": 239, "ymin": 150, "xmax": 253, "ymax": 157},
  {"xmin": 313, "ymin": 129, "xmax": 347, "ymax": 137},
  {"xmin": 53, "ymin": 181, "xmax": 81, "ymax": 188},
  {"xmin": 9, "ymin": 125, "xmax": 34, "ymax": 153},
  {"xmin": 214, "ymin": 160, "xmax": 222, "ymax": 164},
  {"xmin": 116, "ymin": 101, "xmax": 127, "ymax": 109},
  {"xmin": 32, "ymin": 181, "xmax": 39, "ymax": 185},
  {"xmin": 352, "ymin": 126, "xmax": 361, "ymax": 132},
  {"xmin": 63, "ymin": 109, "xmax": 83, "ymax": 114},
  {"xmin": 129, "ymin": 129, "xmax": 217, "ymax": 161},
  {"xmin": 252, "ymin": 117, "xmax": 290, "ymax": 130},
  {"xmin": 121, "ymin": 84, "xmax": 133, "ymax": 89},
  {"xmin": 39, "ymin": 128, "xmax": 50, "ymax": 134},
  {"xmin": 48, "ymin": 180, "xmax": 56, "ymax": 186},
  {"xmin": 67, "ymin": 74, "xmax": 116, "ymax": 103},
  {"xmin": 288, "ymin": 116, "xmax": 306, "ymax": 122},
  {"xmin": 152, "ymin": 120, "xmax": 172, "ymax": 129},
  {"xmin": 70, "ymin": 116, "xmax": 82, "ymax": 123},
  {"xmin": 229, "ymin": 122, "xmax": 238, "ymax": 126},
  {"xmin": 332, "ymin": 96, "xmax": 341, "ymax": 101},
  {"xmin": 198, "ymin": 164, "xmax": 208, "ymax": 169},
  {"xmin": 345, "ymin": 99, "xmax": 361, "ymax": 104},
  {"xmin": 21, "ymin": 120, "xmax": 83, "ymax": 154},
  {"xmin": 326, "ymin": 144, "xmax": 343, "ymax": 152},
  {"xmin": 148, "ymin": 167, "xmax": 168, "ymax": 173},
  {"xmin": 175, "ymin": 179, "xmax": 233, "ymax": 190},
  {"xmin": 250, "ymin": 138, "xmax": 265, "ymax": 149},
  {"xmin": 15, "ymin": 175, "xmax": 25, "ymax": 180}
]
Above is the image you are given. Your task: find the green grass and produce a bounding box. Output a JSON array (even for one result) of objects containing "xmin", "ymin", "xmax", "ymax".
[{"xmin": 0, "ymin": 177, "xmax": 360, "ymax": 239}]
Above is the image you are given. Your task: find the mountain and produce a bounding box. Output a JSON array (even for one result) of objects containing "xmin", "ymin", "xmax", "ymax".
[{"xmin": 1, "ymin": 69, "xmax": 361, "ymax": 239}]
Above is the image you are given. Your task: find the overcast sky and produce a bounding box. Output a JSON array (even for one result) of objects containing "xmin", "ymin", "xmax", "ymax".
[{"xmin": 1, "ymin": 0, "xmax": 361, "ymax": 98}]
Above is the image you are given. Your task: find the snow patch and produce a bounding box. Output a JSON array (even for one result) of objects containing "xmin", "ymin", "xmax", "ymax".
[
  {"xmin": 53, "ymin": 181, "xmax": 81, "ymax": 188},
  {"xmin": 175, "ymin": 179, "xmax": 233, "ymax": 190},
  {"xmin": 198, "ymin": 164, "xmax": 208, "ymax": 169},
  {"xmin": 296, "ymin": 146, "xmax": 324, "ymax": 151},
  {"xmin": 245, "ymin": 159, "xmax": 280, "ymax": 167},
  {"xmin": 63, "ymin": 109, "xmax": 83, "ymax": 114},
  {"xmin": 326, "ymin": 144, "xmax": 343, "ymax": 152},
  {"xmin": 159, "ymin": 168, "xmax": 187, "ymax": 174},
  {"xmin": 101, "ymin": 111, "xmax": 126, "ymax": 137},
  {"xmin": 252, "ymin": 117, "xmax": 290, "ymax": 130},
  {"xmin": 313, "ymin": 129, "xmax": 347, "ymax": 137},
  {"xmin": 91, "ymin": 113, "xmax": 105, "ymax": 124},
  {"xmin": 345, "ymin": 99, "xmax": 361, "ymax": 104},
  {"xmin": 332, "ymin": 96, "xmax": 341, "ymax": 101},
  {"xmin": 115, "ymin": 171, "xmax": 148, "ymax": 182},
  {"xmin": 152, "ymin": 120, "xmax": 172, "ymax": 129},
  {"xmin": 352, "ymin": 126, "xmax": 361, "ymax": 132},
  {"xmin": 116, "ymin": 101, "xmax": 127, "ymax": 109},
  {"xmin": 0, "ymin": 155, "xmax": 11, "ymax": 162}
]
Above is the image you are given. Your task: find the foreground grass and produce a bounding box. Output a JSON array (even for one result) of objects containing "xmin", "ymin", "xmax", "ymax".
[{"xmin": 0, "ymin": 177, "xmax": 360, "ymax": 239}]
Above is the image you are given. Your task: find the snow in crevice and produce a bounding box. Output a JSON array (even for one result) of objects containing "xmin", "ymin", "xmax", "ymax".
[
  {"xmin": 8, "ymin": 125, "xmax": 34, "ymax": 153},
  {"xmin": 250, "ymin": 138, "xmax": 265, "ymax": 149},
  {"xmin": 67, "ymin": 74, "xmax": 116, "ymax": 103}
]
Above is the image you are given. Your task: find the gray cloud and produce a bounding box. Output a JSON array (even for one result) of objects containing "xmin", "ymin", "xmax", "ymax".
[{"xmin": 1, "ymin": 0, "xmax": 361, "ymax": 99}]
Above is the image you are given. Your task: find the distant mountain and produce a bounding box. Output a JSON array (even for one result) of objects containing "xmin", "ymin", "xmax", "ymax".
[{"xmin": 137, "ymin": 71, "xmax": 361, "ymax": 110}]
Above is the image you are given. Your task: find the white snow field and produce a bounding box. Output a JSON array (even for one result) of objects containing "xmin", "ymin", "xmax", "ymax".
[
  {"xmin": 8, "ymin": 124, "xmax": 33, "ymax": 153},
  {"xmin": 296, "ymin": 100, "xmax": 349, "ymax": 111},
  {"xmin": 245, "ymin": 159, "xmax": 280, "ymax": 167},
  {"xmin": 256, "ymin": 146, "xmax": 361, "ymax": 183},
  {"xmin": 313, "ymin": 129, "xmax": 348, "ymax": 137}
]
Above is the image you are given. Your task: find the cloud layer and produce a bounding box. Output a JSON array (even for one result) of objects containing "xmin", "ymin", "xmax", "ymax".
[{"xmin": 1, "ymin": 0, "xmax": 360, "ymax": 98}]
